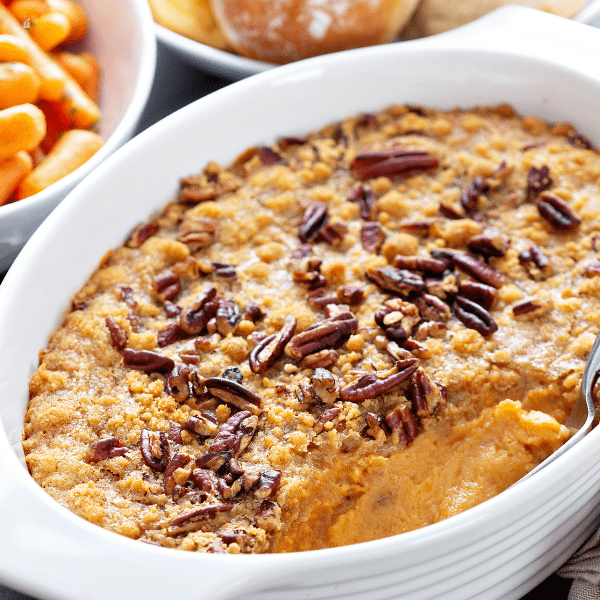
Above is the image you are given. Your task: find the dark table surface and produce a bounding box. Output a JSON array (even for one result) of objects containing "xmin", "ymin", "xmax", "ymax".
[{"xmin": 0, "ymin": 39, "xmax": 583, "ymax": 600}]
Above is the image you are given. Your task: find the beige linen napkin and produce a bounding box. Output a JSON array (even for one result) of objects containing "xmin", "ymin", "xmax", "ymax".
[{"xmin": 558, "ymin": 529, "xmax": 600, "ymax": 599}]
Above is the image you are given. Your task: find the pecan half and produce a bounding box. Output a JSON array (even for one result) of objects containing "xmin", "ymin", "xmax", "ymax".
[
  {"xmin": 366, "ymin": 267, "xmax": 425, "ymax": 296},
  {"xmin": 216, "ymin": 299, "xmax": 242, "ymax": 336},
  {"xmin": 167, "ymin": 504, "xmax": 234, "ymax": 536},
  {"xmin": 123, "ymin": 349, "xmax": 175, "ymax": 374},
  {"xmin": 392, "ymin": 255, "xmax": 450, "ymax": 276},
  {"xmin": 461, "ymin": 176, "xmax": 489, "ymax": 213},
  {"xmin": 298, "ymin": 202, "xmax": 328, "ymax": 242},
  {"xmin": 458, "ymin": 281, "xmax": 497, "ymax": 310},
  {"xmin": 339, "ymin": 359, "xmax": 419, "ymax": 403},
  {"xmin": 414, "ymin": 294, "xmax": 451, "ymax": 322},
  {"xmin": 351, "ymin": 148, "xmax": 439, "ymax": 179},
  {"xmin": 205, "ymin": 377, "xmax": 262, "ymax": 415},
  {"xmin": 537, "ymin": 191, "xmax": 580, "ymax": 230},
  {"xmin": 153, "ymin": 272, "xmax": 180, "ymax": 302},
  {"xmin": 285, "ymin": 312, "xmax": 358, "ymax": 359},
  {"xmin": 105, "ymin": 317, "xmax": 127, "ymax": 351},
  {"xmin": 385, "ymin": 404, "xmax": 418, "ymax": 445},
  {"xmin": 140, "ymin": 430, "xmax": 169, "ymax": 472},
  {"xmin": 451, "ymin": 253, "xmax": 506, "ymax": 289},
  {"xmin": 361, "ymin": 222, "xmax": 386, "ymax": 253},
  {"xmin": 300, "ymin": 349, "xmax": 338, "ymax": 370},
  {"xmin": 453, "ymin": 295, "xmax": 498, "ymax": 336},
  {"xmin": 209, "ymin": 411, "xmax": 258, "ymax": 457},
  {"xmin": 347, "ymin": 183, "xmax": 377, "ymax": 220},
  {"xmin": 254, "ymin": 470, "xmax": 281, "ymax": 500},
  {"xmin": 191, "ymin": 468, "xmax": 214, "ymax": 493},
  {"xmin": 89, "ymin": 437, "xmax": 128, "ymax": 463},
  {"xmin": 409, "ymin": 370, "xmax": 442, "ymax": 418},
  {"xmin": 249, "ymin": 315, "xmax": 297, "ymax": 374},
  {"xmin": 526, "ymin": 165, "xmax": 552, "ymax": 201}
]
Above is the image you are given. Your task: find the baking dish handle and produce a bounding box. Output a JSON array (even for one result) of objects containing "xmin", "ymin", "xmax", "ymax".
[{"xmin": 417, "ymin": 4, "xmax": 600, "ymax": 79}]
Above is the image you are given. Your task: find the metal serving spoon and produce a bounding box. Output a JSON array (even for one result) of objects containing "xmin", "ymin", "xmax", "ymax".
[{"xmin": 516, "ymin": 331, "xmax": 599, "ymax": 484}]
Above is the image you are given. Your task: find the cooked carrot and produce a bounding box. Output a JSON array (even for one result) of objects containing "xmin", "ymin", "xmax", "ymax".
[
  {"xmin": 0, "ymin": 62, "xmax": 42, "ymax": 109},
  {"xmin": 78, "ymin": 51, "xmax": 99, "ymax": 101},
  {"xmin": 0, "ymin": 34, "xmax": 31, "ymax": 63},
  {"xmin": 0, "ymin": 4, "xmax": 65, "ymax": 100},
  {"xmin": 46, "ymin": 0, "xmax": 86, "ymax": 42},
  {"xmin": 16, "ymin": 128, "xmax": 102, "ymax": 198},
  {"xmin": 28, "ymin": 10, "xmax": 70, "ymax": 51},
  {"xmin": 36, "ymin": 98, "xmax": 72, "ymax": 152},
  {"xmin": 8, "ymin": 0, "xmax": 49, "ymax": 22},
  {"xmin": 0, "ymin": 103, "xmax": 46, "ymax": 160},
  {"xmin": 52, "ymin": 50, "xmax": 99, "ymax": 101},
  {"xmin": 57, "ymin": 72, "xmax": 101, "ymax": 128},
  {"xmin": 0, "ymin": 151, "xmax": 33, "ymax": 205}
]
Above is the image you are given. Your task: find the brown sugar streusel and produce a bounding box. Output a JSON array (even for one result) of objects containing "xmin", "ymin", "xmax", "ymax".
[{"xmin": 23, "ymin": 104, "xmax": 600, "ymax": 553}]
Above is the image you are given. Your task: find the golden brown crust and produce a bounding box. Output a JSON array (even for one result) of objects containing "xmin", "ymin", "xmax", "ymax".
[{"xmin": 209, "ymin": 0, "xmax": 421, "ymax": 64}]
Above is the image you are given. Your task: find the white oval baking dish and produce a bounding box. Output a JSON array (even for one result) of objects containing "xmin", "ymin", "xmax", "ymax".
[{"xmin": 1, "ymin": 6, "xmax": 599, "ymax": 600}]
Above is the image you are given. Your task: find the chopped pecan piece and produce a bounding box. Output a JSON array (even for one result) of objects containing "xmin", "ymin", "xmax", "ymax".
[
  {"xmin": 195, "ymin": 451, "xmax": 231, "ymax": 472},
  {"xmin": 164, "ymin": 453, "xmax": 191, "ymax": 495},
  {"xmin": 177, "ymin": 218, "xmax": 217, "ymax": 250},
  {"xmin": 164, "ymin": 301, "xmax": 182, "ymax": 318},
  {"xmin": 451, "ymin": 253, "xmax": 506, "ymax": 289},
  {"xmin": 347, "ymin": 183, "xmax": 377, "ymax": 220},
  {"xmin": 89, "ymin": 437, "xmax": 128, "ymax": 463},
  {"xmin": 461, "ymin": 176, "xmax": 489, "ymax": 212},
  {"xmin": 183, "ymin": 413, "xmax": 219, "ymax": 437},
  {"xmin": 285, "ymin": 312, "xmax": 358, "ymax": 359},
  {"xmin": 414, "ymin": 294, "xmax": 451, "ymax": 322},
  {"xmin": 311, "ymin": 368, "xmax": 339, "ymax": 404},
  {"xmin": 537, "ymin": 191, "xmax": 580, "ymax": 230},
  {"xmin": 209, "ymin": 411, "xmax": 258, "ymax": 457},
  {"xmin": 249, "ymin": 315, "xmax": 297, "ymax": 373},
  {"xmin": 298, "ymin": 202, "xmax": 328, "ymax": 243},
  {"xmin": 453, "ymin": 295, "xmax": 498, "ymax": 336},
  {"xmin": 105, "ymin": 317, "xmax": 127, "ymax": 350},
  {"xmin": 205, "ymin": 377, "xmax": 262, "ymax": 415},
  {"xmin": 167, "ymin": 504, "xmax": 235, "ymax": 536},
  {"xmin": 216, "ymin": 299, "xmax": 242, "ymax": 336},
  {"xmin": 166, "ymin": 364, "xmax": 190, "ymax": 402},
  {"xmin": 180, "ymin": 171, "xmax": 242, "ymax": 204},
  {"xmin": 363, "ymin": 413, "xmax": 387, "ymax": 439},
  {"xmin": 526, "ymin": 165, "xmax": 552, "ymax": 201},
  {"xmin": 117, "ymin": 285, "xmax": 137, "ymax": 308},
  {"xmin": 409, "ymin": 370, "xmax": 442, "ymax": 418},
  {"xmin": 254, "ymin": 470, "xmax": 281, "ymax": 500},
  {"xmin": 466, "ymin": 233, "xmax": 509, "ymax": 258},
  {"xmin": 157, "ymin": 323, "xmax": 185, "ymax": 347},
  {"xmin": 306, "ymin": 289, "xmax": 337, "ymax": 308},
  {"xmin": 519, "ymin": 243, "xmax": 551, "ymax": 280},
  {"xmin": 126, "ymin": 222, "xmax": 158, "ymax": 248},
  {"xmin": 339, "ymin": 359, "xmax": 419, "ymax": 403},
  {"xmin": 351, "ymin": 148, "xmax": 438, "ymax": 179},
  {"xmin": 337, "ymin": 285, "xmax": 364, "ymax": 305},
  {"xmin": 168, "ymin": 422, "xmax": 183, "ymax": 444},
  {"xmin": 313, "ymin": 406, "xmax": 341, "ymax": 434},
  {"xmin": 153, "ymin": 272, "xmax": 180, "ymax": 302},
  {"xmin": 140, "ymin": 430, "xmax": 169, "ymax": 472},
  {"xmin": 316, "ymin": 222, "xmax": 348, "ymax": 245},
  {"xmin": 179, "ymin": 287, "xmax": 219, "ymax": 335},
  {"xmin": 243, "ymin": 303, "xmax": 264, "ymax": 322},
  {"xmin": 255, "ymin": 501, "xmax": 281, "ymax": 533},
  {"xmin": 366, "ymin": 266, "xmax": 425, "ymax": 296},
  {"xmin": 568, "ymin": 133, "xmax": 594, "ymax": 150},
  {"xmin": 191, "ymin": 468, "xmax": 214, "ymax": 493},
  {"xmin": 361, "ymin": 222, "xmax": 386, "ymax": 253},
  {"xmin": 123, "ymin": 349, "xmax": 175, "ymax": 374},
  {"xmin": 259, "ymin": 146, "xmax": 284, "ymax": 165},
  {"xmin": 439, "ymin": 202, "xmax": 464, "ymax": 220},
  {"xmin": 512, "ymin": 299, "xmax": 542, "ymax": 316},
  {"xmin": 212, "ymin": 261, "xmax": 237, "ymax": 279},
  {"xmin": 585, "ymin": 262, "xmax": 600, "ymax": 278},
  {"xmin": 385, "ymin": 404, "xmax": 418, "ymax": 445}
]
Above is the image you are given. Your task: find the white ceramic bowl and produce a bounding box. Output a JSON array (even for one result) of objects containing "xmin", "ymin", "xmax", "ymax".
[
  {"xmin": 155, "ymin": 0, "xmax": 600, "ymax": 80},
  {"xmin": 0, "ymin": 0, "xmax": 157, "ymax": 273},
  {"xmin": 1, "ymin": 7, "xmax": 600, "ymax": 600}
]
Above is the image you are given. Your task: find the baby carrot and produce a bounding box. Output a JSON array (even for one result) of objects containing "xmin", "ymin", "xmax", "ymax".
[
  {"xmin": 36, "ymin": 98, "xmax": 72, "ymax": 152},
  {"xmin": 28, "ymin": 10, "xmax": 71, "ymax": 51},
  {"xmin": 0, "ymin": 103, "xmax": 46, "ymax": 161},
  {"xmin": 16, "ymin": 128, "xmax": 102, "ymax": 198},
  {"xmin": 52, "ymin": 50, "xmax": 100, "ymax": 102},
  {"xmin": 0, "ymin": 62, "xmax": 42, "ymax": 109},
  {"xmin": 0, "ymin": 34, "xmax": 31, "ymax": 63},
  {"xmin": 8, "ymin": 0, "xmax": 49, "ymax": 22},
  {"xmin": 78, "ymin": 51, "xmax": 99, "ymax": 101},
  {"xmin": 46, "ymin": 0, "xmax": 86, "ymax": 42},
  {"xmin": 56, "ymin": 72, "xmax": 101, "ymax": 128},
  {"xmin": 0, "ymin": 4, "xmax": 65, "ymax": 100},
  {"xmin": 0, "ymin": 151, "xmax": 33, "ymax": 205}
]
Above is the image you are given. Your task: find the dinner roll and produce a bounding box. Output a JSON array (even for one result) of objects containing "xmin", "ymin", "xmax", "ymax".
[
  {"xmin": 149, "ymin": 0, "xmax": 231, "ymax": 50},
  {"xmin": 402, "ymin": 0, "xmax": 587, "ymax": 39},
  {"xmin": 209, "ymin": 0, "xmax": 421, "ymax": 64}
]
